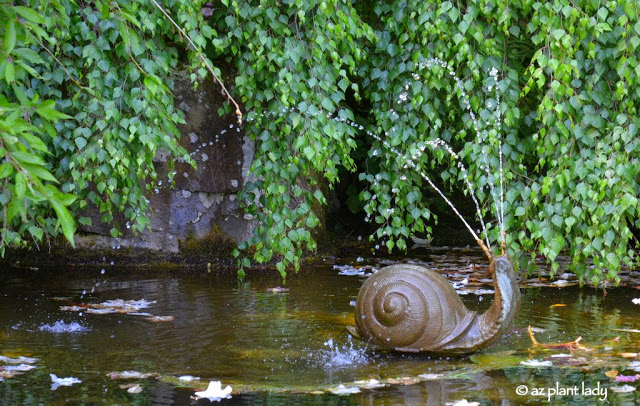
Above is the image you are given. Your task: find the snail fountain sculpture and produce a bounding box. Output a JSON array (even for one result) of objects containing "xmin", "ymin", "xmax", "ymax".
[
  {"xmin": 348, "ymin": 59, "xmax": 521, "ymax": 354},
  {"xmin": 348, "ymin": 252, "xmax": 520, "ymax": 354}
]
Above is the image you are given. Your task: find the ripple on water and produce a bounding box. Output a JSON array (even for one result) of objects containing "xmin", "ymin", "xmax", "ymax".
[
  {"xmin": 316, "ymin": 337, "xmax": 370, "ymax": 370},
  {"xmin": 38, "ymin": 320, "xmax": 90, "ymax": 333}
]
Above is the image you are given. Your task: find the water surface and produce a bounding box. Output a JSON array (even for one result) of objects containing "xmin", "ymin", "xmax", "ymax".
[{"xmin": 2, "ymin": 248, "xmax": 640, "ymax": 404}]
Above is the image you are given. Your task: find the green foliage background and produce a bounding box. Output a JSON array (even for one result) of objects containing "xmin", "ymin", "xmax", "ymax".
[
  {"xmin": 0, "ymin": 0, "xmax": 213, "ymax": 254},
  {"xmin": 1, "ymin": 0, "xmax": 639, "ymax": 285}
]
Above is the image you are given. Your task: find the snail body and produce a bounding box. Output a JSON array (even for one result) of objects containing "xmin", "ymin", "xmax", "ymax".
[{"xmin": 349, "ymin": 255, "xmax": 520, "ymax": 354}]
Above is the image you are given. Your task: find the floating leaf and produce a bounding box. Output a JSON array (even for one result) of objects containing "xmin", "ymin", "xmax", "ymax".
[
  {"xmin": 520, "ymin": 359, "xmax": 553, "ymax": 367},
  {"xmin": 610, "ymin": 385, "xmax": 636, "ymax": 393},
  {"xmin": 327, "ymin": 384, "xmax": 360, "ymax": 395},
  {"xmin": 605, "ymin": 370, "xmax": 619, "ymax": 379},
  {"xmin": 50, "ymin": 373, "xmax": 81, "ymax": 390},
  {"xmin": 108, "ymin": 371, "xmax": 159, "ymax": 380},
  {"xmin": 120, "ymin": 383, "xmax": 143, "ymax": 393},
  {"xmin": 615, "ymin": 374, "xmax": 640, "ymax": 383},
  {"xmin": 193, "ymin": 381, "xmax": 232, "ymax": 401}
]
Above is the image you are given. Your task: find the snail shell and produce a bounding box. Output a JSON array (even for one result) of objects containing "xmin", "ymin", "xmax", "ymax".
[{"xmin": 354, "ymin": 264, "xmax": 478, "ymax": 352}]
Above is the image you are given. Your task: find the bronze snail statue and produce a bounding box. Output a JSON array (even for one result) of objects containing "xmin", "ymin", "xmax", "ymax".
[{"xmin": 348, "ymin": 251, "xmax": 520, "ymax": 354}]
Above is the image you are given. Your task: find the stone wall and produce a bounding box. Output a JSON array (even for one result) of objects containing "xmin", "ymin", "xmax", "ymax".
[{"xmin": 76, "ymin": 75, "xmax": 255, "ymax": 254}]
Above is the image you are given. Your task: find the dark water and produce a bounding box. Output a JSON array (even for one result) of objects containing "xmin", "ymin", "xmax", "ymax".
[{"xmin": 2, "ymin": 248, "xmax": 640, "ymax": 405}]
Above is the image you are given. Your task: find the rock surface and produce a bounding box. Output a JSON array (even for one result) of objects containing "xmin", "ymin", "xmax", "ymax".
[{"xmin": 77, "ymin": 75, "xmax": 254, "ymax": 254}]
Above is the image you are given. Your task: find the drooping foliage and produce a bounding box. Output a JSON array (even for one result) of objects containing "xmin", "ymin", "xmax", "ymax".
[
  {"xmin": 208, "ymin": 0, "xmax": 375, "ymax": 277},
  {"xmin": 355, "ymin": 0, "xmax": 640, "ymax": 284},
  {"xmin": 0, "ymin": 0, "xmax": 215, "ymax": 254},
  {"xmin": 1, "ymin": 0, "xmax": 639, "ymax": 285}
]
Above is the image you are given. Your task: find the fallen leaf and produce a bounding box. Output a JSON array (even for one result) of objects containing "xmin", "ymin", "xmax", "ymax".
[
  {"xmin": 613, "ymin": 329, "xmax": 640, "ymax": 334},
  {"xmin": 386, "ymin": 376, "xmax": 420, "ymax": 385},
  {"xmin": 50, "ymin": 373, "xmax": 81, "ymax": 390},
  {"xmin": 266, "ymin": 287, "xmax": 290, "ymax": 293},
  {"xmin": 85, "ymin": 308, "xmax": 115, "ymax": 314},
  {"xmin": 605, "ymin": 370, "xmax": 619, "ymax": 379},
  {"xmin": 520, "ymin": 359, "xmax": 553, "ymax": 367},
  {"xmin": 446, "ymin": 401, "xmax": 480, "ymax": 406},
  {"xmin": 3, "ymin": 364, "xmax": 36, "ymax": 372},
  {"xmin": 544, "ymin": 356, "xmax": 587, "ymax": 366},
  {"xmin": 128, "ymin": 384, "xmax": 143, "ymax": 393},
  {"xmin": 615, "ymin": 374, "xmax": 640, "ymax": 383},
  {"xmin": 193, "ymin": 381, "xmax": 232, "ymax": 401},
  {"xmin": 610, "ymin": 385, "xmax": 636, "ymax": 393},
  {"xmin": 619, "ymin": 353, "xmax": 638, "ymax": 358},
  {"xmin": 59, "ymin": 305, "xmax": 86, "ymax": 312},
  {"xmin": 418, "ymin": 373, "xmax": 442, "ymax": 380},
  {"xmin": 353, "ymin": 378, "xmax": 384, "ymax": 389},
  {"xmin": 328, "ymin": 384, "xmax": 360, "ymax": 395},
  {"xmin": 0, "ymin": 355, "xmax": 37, "ymax": 364},
  {"xmin": 108, "ymin": 371, "xmax": 159, "ymax": 380},
  {"xmin": 145, "ymin": 316, "xmax": 174, "ymax": 322},
  {"xmin": 528, "ymin": 325, "xmax": 587, "ymax": 350},
  {"xmin": 550, "ymin": 304, "xmax": 567, "ymax": 307}
]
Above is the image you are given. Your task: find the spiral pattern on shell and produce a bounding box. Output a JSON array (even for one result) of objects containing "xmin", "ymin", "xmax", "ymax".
[{"xmin": 354, "ymin": 264, "xmax": 472, "ymax": 351}]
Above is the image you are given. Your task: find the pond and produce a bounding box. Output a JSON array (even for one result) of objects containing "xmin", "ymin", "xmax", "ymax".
[{"xmin": 2, "ymin": 247, "xmax": 640, "ymax": 405}]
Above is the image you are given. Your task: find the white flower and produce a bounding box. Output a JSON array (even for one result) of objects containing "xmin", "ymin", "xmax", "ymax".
[
  {"xmin": 193, "ymin": 381, "xmax": 232, "ymax": 401},
  {"xmin": 632, "ymin": 298, "xmax": 640, "ymax": 305}
]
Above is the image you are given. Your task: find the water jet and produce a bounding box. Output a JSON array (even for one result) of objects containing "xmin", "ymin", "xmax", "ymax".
[{"xmin": 349, "ymin": 60, "xmax": 521, "ymax": 354}]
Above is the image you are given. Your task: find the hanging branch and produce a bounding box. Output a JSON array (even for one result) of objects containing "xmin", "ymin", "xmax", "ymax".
[{"xmin": 150, "ymin": 0, "xmax": 243, "ymax": 125}]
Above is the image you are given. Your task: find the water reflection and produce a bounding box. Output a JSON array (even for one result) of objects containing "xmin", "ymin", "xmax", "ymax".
[{"xmin": 1, "ymin": 249, "xmax": 640, "ymax": 404}]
